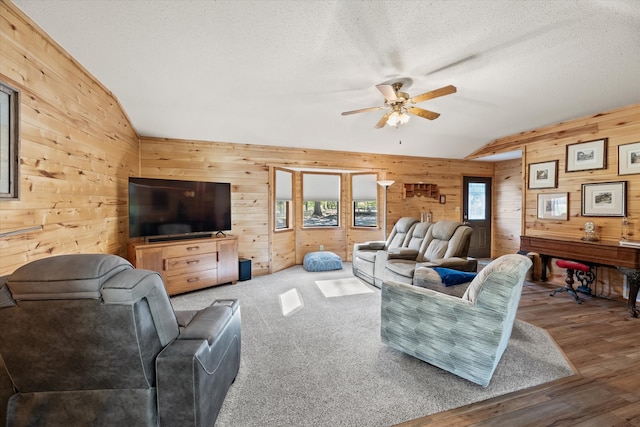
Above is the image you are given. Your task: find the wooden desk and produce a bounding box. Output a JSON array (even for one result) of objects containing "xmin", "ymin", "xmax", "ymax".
[{"xmin": 520, "ymin": 235, "xmax": 640, "ymax": 318}]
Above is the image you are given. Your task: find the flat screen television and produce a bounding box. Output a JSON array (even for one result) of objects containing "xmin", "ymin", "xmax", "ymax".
[{"xmin": 128, "ymin": 177, "xmax": 231, "ymax": 241}]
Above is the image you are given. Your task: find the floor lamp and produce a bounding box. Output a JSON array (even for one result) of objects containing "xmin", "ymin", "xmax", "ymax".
[{"xmin": 377, "ymin": 180, "xmax": 395, "ymax": 241}]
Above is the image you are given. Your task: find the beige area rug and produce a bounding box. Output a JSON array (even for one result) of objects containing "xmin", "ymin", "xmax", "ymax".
[
  {"xmin": 170, "ymin": 264, "xmax": 577, "ymax": 427},
  {"xmin": 315, "ymin": 277, "xmax": 375, "ymax": 298}
]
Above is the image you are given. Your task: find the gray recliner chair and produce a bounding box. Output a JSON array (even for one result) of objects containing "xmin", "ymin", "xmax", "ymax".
[
  {"xmin": 352, "ymin": 217, "xmax": 419, "ymax": 285},
  {"xmin": 381, "ymin": 254, "xmax": 533, "ymax": 387},
  {"xmin": 0, "ymin": 254, "xmax": 241, "ymax": 426}
]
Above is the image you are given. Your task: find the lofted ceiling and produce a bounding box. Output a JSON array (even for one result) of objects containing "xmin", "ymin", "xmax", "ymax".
[{"xmin": 12, "ymin": 0, "xmax": 640, "ymax": 160}]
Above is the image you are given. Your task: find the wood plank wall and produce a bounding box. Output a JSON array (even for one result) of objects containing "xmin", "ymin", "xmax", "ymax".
[
  {"xmin": 493, "ymin": 158, "xmax": 523, "ymax": 257},
  {"xmin": 0, "ymin": 2, "xmax": 139, "ymax": 277},
  {"xmin": 3, "ymin": 0, "xmax": 637, "ymax": 304},
  {"xmin": 139, "ymin": 137, "xmax": 494, "ymax": 276},
  {"xmin": 500, "ymin": 103, "xmax": 640, "ymax": 299}
]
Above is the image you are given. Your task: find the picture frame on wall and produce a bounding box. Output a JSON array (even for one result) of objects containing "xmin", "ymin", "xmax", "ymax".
[
  {"xmin": 566, "ymin": 138, "xmax": 607, "ymax": 172},
  {"xmin": 528, "ymin": 160, "xmax": 558, "ymax": 189},
  {"xmin": 618, "ymin": 141, "xmax": 640, "ymax": 176},
  {"xmin": 537, "ymin": 193, "xmax": 568, "ymax": 220},
  {"xmin": 581, "ymin": 181, "xmax": 626, "ymax": 217}
]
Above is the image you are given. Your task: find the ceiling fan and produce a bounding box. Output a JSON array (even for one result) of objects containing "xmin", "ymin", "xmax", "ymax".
[{"xmin": 341, "ymin": 82, "xmax": 457, "ymax": 128}]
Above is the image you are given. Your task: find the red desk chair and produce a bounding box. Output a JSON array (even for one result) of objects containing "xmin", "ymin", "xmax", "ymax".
[{"xmin": 551, "ymin": 259, "xmax": 595, "ymax": 304}]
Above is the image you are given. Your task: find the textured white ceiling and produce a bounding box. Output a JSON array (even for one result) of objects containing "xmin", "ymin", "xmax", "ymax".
[{"xmin": 12, "ymin": 0, "xmax": 640, "ymax": 159}]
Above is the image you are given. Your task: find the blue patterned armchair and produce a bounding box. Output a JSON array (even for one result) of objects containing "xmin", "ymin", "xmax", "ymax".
[{"xmin": 381, "ymin": 254, "xmax": 532, "ymax": 387}]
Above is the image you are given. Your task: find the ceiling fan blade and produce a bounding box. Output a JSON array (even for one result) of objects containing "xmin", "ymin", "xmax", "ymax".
[
  {"xmin": 376, "ymin": 84, "xmax": 398, "ymax": 102},
  {"xmin": 374, "ymin": 111, "xmax": 392, "ymax": 128},
  {"xmin": 409, "ymin": 85, "xmax": 457, "ymax": 104},
  {"xmin": 407, "ymin": 106, "xmax": 440, "ymax": 120},
  {"xmin": 341, "ymin": 106, "xmax": 384, "ymax": 116}
]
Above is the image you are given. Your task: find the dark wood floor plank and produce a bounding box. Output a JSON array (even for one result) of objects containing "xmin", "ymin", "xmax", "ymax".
[{"xmin": 398, "ymin": 280, "xmax": 640, "ymax": 426}]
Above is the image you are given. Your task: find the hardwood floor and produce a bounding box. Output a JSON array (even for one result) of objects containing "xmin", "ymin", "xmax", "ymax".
[{"xmin": 399, "ymin": 280, "xmax": 640, "ymax": 427}]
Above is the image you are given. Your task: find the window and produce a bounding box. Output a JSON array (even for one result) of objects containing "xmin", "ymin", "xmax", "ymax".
[
  {"xmin": 0, "ymin": 81, "xmax": 19, "ymax": 200},
  {"xmin": 352, "ymin": 174, "xmax": 377, "ymax": 227},
  {"xmin": 467, "ymin": 182, "xmax": 487, "ymax": 220},
  {"xmin": 275, "ymin": 169, "xmax": 292, "ymax": 230},
  {"xmin": 302, "ymin": 173, "xmax": 339, "ymax": 227}
]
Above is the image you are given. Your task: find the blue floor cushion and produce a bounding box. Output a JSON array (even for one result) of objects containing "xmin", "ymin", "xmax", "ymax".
[{"xmin": 303, "ymin": 251, "xmax": 343, "ymax": 272}]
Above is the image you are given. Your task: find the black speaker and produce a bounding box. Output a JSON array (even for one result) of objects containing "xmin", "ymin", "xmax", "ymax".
[{"xmin": 239, "ymin": 258, "xmax": 251, "ymax": 281}]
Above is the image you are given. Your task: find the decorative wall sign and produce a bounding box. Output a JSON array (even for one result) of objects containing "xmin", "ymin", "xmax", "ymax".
[
  {"xmin": 528, "ymin": 160, "xmax": 558, "ymax": 189},
  {"xmin": 537, "ymin": 193, "xmax": 568, "ymax": 220},
  {"xmin": 581, "ymin": 181, "xmax": 626, "ymax": 217},
  {"xmin": 566, "ymin": 138, "xmax": 607, "ymax": 172},
  {"xmin": 618, "ymin": 141, "xmax": 640, "ymax": 176}
]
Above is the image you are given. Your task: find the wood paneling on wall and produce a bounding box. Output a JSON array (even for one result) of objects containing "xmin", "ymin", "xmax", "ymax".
[
  {"xmin": 515, "ymin": 104, "xmax": 640, "ymax": 299},
  {"xmin": 492, "ymin": 158, "xmax": 523, "ymax": 258},
  {"xmin": 0, "ymin": 2, "xmax": 139, "ymax": 276},
  {"xmin": 140, "ymin": 137, "xmax": 493, "ymax": 276}
]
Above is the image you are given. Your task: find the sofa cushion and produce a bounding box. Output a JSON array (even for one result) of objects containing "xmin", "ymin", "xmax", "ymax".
[
  {"xmin": 405, "ymin": 222, "xmax": 432, "ymax": 251},
  {"xmin": 386, "ymin": 217, "xmax": 419, "ymax": 249},
  {"xmin": 385, "ymin": 259, "xmax": 419, "ymax": 278},
  {"xmin": 422, "ymin": 220, "xmax": 462, "ymax": 261},
  {"xmin": 357, "ymin": 251, "xmax": 377, "ymax": 262},
  {"xmin": 431, "ymin": 220, "xmax": 460, "ymax": 240}
]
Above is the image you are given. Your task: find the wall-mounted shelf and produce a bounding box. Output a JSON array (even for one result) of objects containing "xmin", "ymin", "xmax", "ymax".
[{"xmin": 403, "ymin": 183, "xmax": 439, "ymax": 199}]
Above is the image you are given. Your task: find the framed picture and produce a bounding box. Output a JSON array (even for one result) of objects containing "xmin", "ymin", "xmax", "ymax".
[
  {"xmin": 581, "ymin": 181, "xmax": 626, "ymax": 217},
  {"xmin": 537, "ymin": 193, "xmax": 568, "ymax": 220},
  {"xmin": 618, "ymin": 141, "xmax": 640, "ymax": 175},
  {"xmin": 566, "ymin": 138, "xmax": 607, "ymax": 172},
  {"xmin": 528, "ymin": 160, "xmax": 558, "ymax": 189}
]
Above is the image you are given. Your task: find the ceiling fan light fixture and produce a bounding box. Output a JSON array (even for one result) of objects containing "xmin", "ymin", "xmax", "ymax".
[
  {"xmin": 387, "ymin": 111, "xmax": 401, "ymax": 127},
  {"xmin": 386, "ymin": 109, "xmax": 410, "ymax": 128},
  {"xmin": 341, "ymin": 81, "xmax": 455, "ymax": 129}
]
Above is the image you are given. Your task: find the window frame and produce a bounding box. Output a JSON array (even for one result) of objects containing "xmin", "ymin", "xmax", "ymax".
[
  {"xmin": 0, "ymin": 81, "xmax": 20, "ymax": 201},
  {"xmin": 301, "ymin": 172, "xmax": 341, "ymax": 228},
  {"xmin": 274, "ymin": 168, "xmax": 293, "ymax": 231},
  {"xmin": 351, "ymin": 173, "xmax": 378, "ymax": 228}
]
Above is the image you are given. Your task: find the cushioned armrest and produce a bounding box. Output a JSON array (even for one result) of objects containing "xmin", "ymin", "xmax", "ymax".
[
  {"xmin": 430, "ymin": 257, "xmax": 471, "ymax": 268},
  {"xmin": 156, "ymin": 303, "xmax": 241, "ymax": 426},
  {"xmin": 178, "ymin": 304, "xmax": 233, "ymax": 345},
  {"xmin": 387, "ymin": 248, "xmax": 419, "ymax": 260},
  {"xmin": 354, "ymin": 241, "xmax": 386, "ymax": 251},
  {"xmin": 211, "ymin": 299, "xmax": 240, "ymax": 313}
]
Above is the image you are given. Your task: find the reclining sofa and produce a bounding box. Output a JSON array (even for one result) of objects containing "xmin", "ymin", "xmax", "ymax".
[
  {"xmin": 0, "ymin": 254, "xmax": 241, "ymax": 426},
  {"xmin": 353, "ymin": 218, "xmax": 476, "ymax": 287},
  {"xmin": 378, "ymin": 220, "xmax": 477, "ymax": 286},
  {"xmin": 352, "ymin": 217, "xmax": 419, "ymax": 285}
]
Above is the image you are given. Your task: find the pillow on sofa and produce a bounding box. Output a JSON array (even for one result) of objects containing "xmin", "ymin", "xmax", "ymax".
[{"xmin": 433, "ymin": 267, "xmax": 477, "ymax": 287}]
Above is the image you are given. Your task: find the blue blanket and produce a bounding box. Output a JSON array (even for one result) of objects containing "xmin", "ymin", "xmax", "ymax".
[{"xmin": 432, "ymin": 267, "xmax": 477, "ymax": 286}]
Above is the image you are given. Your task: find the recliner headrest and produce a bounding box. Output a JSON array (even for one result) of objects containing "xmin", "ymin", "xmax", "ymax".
[
  {"xmin": 7, "ymin": 254, "xmax": 133, "ymax": 301},
  {"xmin": 411, "ymin": 222, "xmax": 432, "ymax": 238},
  {"xmin": 394, "ymin": 217, "xmax": 419, "ymax": 233},
  {"xmin": 431, "ymin": 220, "xmax": 461, "ymax": 240}
]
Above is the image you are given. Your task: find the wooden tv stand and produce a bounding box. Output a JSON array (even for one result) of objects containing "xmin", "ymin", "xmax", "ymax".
[{"xmin": 128, "ymin": 235, "xmax": 239, "ymax": 296}]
